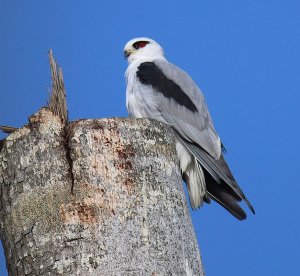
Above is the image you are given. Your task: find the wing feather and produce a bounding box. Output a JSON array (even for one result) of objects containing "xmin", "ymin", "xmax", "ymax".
[
  {"xmin": 133, "ymin": 59, "xmax": 255, "ymax": 216},
  {"xmin": 176, "ymin": 132, "xmax": 255, "ymax": 214},
  {"xmin": 136, "ymin": 60, "xmax": 221, "ymax": 159}
]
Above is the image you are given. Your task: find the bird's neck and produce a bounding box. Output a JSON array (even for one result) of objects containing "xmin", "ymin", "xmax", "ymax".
[{"xmin": 128, "ymin": 55, "xmax": 166, "ymax": 65}]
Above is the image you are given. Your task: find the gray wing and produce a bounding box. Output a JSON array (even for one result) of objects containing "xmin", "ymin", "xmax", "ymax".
[
  {"xmin": 136, "ymin": 60, "xmax": 255, "ymax": 216},
  {"xmin": 136, "ymin": 59, "xmax": 221, "ymax": 159}
]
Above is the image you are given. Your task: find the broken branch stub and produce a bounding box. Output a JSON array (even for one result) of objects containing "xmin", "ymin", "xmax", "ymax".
[
  {"xmin": 0, "ymin": 126, "xmax": 19, "ymax": 134},
  {"xmin": 47, "ymin": 49, "xmax": 68, "ymax": 124},
  {"xmin": 0, "ymin": 50, "xmax": 68, "ymax": 138}
]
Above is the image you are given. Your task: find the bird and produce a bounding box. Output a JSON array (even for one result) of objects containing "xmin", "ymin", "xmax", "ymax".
[{"xmin": 124, "ymin": 37, "xmax": 254, "ymax": 220}]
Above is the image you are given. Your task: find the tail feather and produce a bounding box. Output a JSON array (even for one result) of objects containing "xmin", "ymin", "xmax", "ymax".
[
  {"xmin": 203, "ymin": 169, "xmax": 249, "ymax": 220},
  {"xmin": 204, "ymin": 163, "xmax": 255, "ymax": 216},
  {"xmin": 244, "ymin": 197, "xmax": 255, "ymax": 215},
  {"xmin": 175, "ymin": 134, "xmax": 255, "ymax": 219},
  {"xmin": 207, "ymin": 183, "xmax": 247, "ymax": 220},
  {"xmin": 183, "ymin": 157, "xmax": 206, "ymax": 209}
]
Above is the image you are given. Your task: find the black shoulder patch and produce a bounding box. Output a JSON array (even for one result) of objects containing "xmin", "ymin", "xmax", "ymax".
[{"xmin": 136, "ymin": 62, "xmax": 198, "ymax": 112}]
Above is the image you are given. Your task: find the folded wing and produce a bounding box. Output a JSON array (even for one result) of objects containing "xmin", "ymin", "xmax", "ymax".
[{"xmin": 136, "ymin": 60, "xmax": 254, "ymax": 219}]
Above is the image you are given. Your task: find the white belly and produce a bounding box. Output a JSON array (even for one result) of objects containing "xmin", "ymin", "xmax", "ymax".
[{"xmin": 125, "ymin": 63, "xmax": 164, "ymax": 121}]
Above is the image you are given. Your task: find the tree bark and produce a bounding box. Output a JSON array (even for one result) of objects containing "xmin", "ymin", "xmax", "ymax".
[{"xmin": 0, "ymin": 108, "xmax": 204, "ymax": 275}]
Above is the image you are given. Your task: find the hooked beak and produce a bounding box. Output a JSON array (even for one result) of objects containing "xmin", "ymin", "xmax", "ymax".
[{"xmin": 124, "ymin": 49, "xmax": 133, "ymax": 59}]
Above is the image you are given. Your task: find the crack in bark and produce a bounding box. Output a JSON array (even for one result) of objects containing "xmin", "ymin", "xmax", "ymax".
[
  {"xmin": 0, "ymin": 184, "xmax": 3, "ymax": 211},
  {"xmin": 65, "ymin": 237, "xmax": 84, "ymax": 243},
  {"xmin": 0, "ymin": 139, "xmax": 5, "ymax": 152},
  {"xmin": 15, "ymin": 223, "xmax": 36, "ymax": 246},
  {"xmin": 63, "ymin": 126, "xmax": 75, "ymax": 195}
]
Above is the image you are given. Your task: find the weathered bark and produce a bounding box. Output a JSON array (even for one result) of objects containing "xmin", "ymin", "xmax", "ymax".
[{"xmin": 0, "ymin": 108, "xmax": 204, "ymax": 275}]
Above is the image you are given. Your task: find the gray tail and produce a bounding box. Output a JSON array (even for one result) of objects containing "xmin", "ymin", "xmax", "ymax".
[
  {"xmin": 203, "ymin": 169, "xmax": 251, "ymax": 220},
  {"xmin": 174, "ymin": 130, "xmax": 255, "ymax": 219}
]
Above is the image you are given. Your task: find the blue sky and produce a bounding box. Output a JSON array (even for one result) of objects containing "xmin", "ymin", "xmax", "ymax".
[{"xmin": 1, "ymin": 1, "xmax": 300, "ymax": 275}]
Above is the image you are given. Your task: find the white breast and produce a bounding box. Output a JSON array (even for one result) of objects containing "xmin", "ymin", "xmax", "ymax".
[
  {"xmin": 125, "ymin": 60, "xmax": 166, "ymax": 122},
  {"xmin": 125, "ymin": 62, "xmax": 144, "ymax": 117}
]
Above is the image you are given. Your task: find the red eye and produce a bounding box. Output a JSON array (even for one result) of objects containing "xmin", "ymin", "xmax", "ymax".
[
  {"xmin": 139, "ymin": 42, "xmax": 147, "ymax": 48},
  {"xmin": 133, "ymin": 41, "xmax": 149, "ymax": 50}
]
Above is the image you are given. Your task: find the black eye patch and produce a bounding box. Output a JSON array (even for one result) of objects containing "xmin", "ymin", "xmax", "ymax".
[{"xmin": 132, "ymin": 41, "xmax": 149, "ymax": 50}]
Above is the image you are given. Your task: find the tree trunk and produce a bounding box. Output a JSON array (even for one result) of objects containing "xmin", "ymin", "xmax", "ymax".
[{"xmin": 0, "ymin": 108, "xmax": 204, "ymax": 275}]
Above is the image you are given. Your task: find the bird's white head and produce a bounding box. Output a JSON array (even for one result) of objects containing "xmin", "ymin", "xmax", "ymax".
[{"xmin": 124, "ymin": 37, "xmax": 165, "ymax": 64}]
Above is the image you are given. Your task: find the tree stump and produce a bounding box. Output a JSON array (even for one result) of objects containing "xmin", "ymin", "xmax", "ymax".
[{"xmin": 0, "ymin": 108, "xmax": 204, "ymax": 275}]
